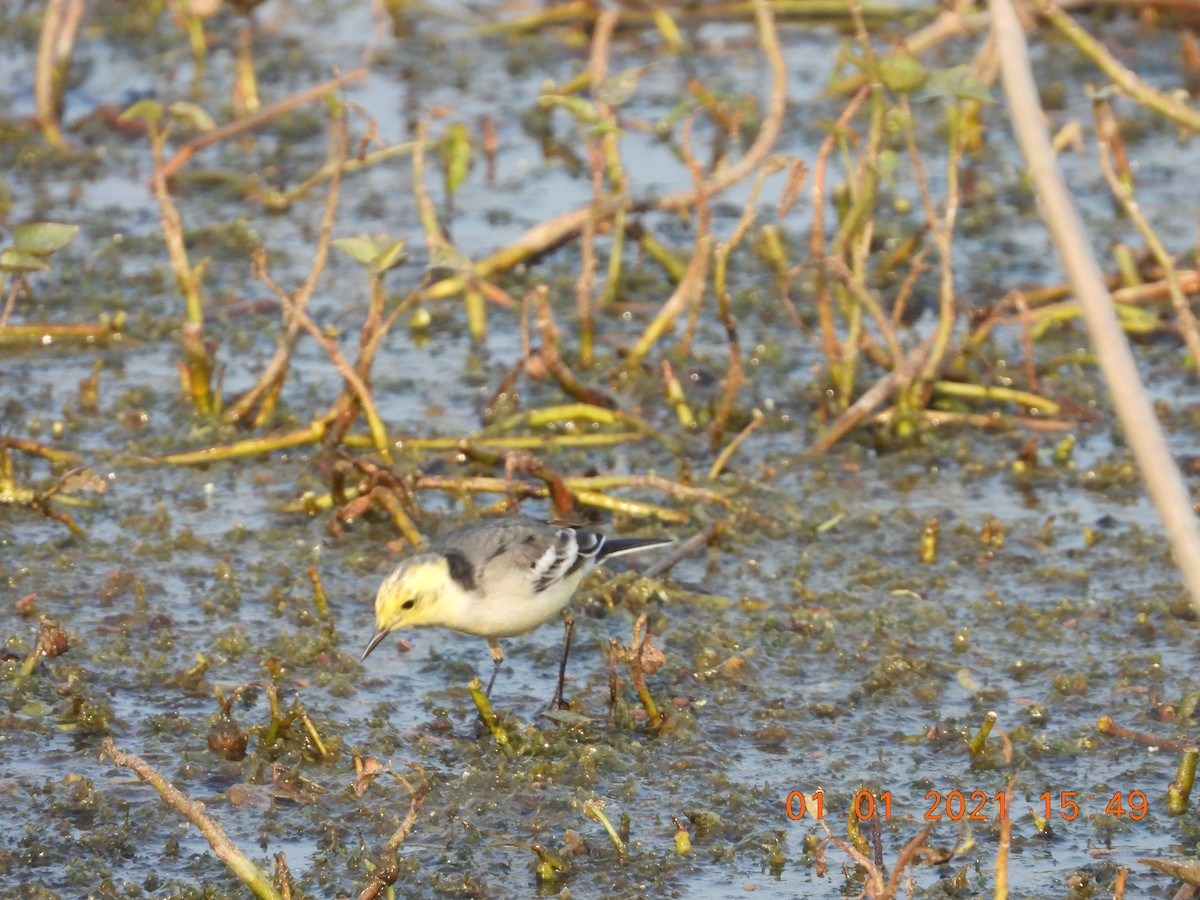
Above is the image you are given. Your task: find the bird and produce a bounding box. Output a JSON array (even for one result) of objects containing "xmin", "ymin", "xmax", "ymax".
[{"xmin": 360, "ymin": 517, "xmax": 673, "ymax": 707}]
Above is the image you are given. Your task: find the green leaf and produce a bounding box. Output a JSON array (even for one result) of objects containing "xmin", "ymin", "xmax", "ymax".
[
  {"xmin": 596, "ymin": 65, "xmax": 649, "ymax": 107},
  {"xmin": 332, "ymin": 236, "xmax": 381, "ymax": 266},
  {"xmin": 427, "ymin": 242, "xmax": 473, "ymax": 273},
  {"xmin": 879, "ymin": 54, "xmax": 930, "ymax": 95},
  {"xmin": 440, "ymin": 123, "xmax": 472, "ymax": 198},
  {"xmin": 537, "ymin": 95, "xmax": 599, "ymax": 124},
  {"xmin": 918, "ymin": 65, "xmax": 994, "ymax": 104},
  {"xmin": 13, "ymin": 222, "xmax": 79, "ymax": 256},
  {"xmin": 119, "ymin": 98, "xmax": 165, "ymax": 126},
  {"xmin": 167, "ymin": 101, "xmax": 217, "ymax": 131},
  {"xmin": 0, "ymin": 248, "xmax": 51, "ymax": 273},
  {"xmin": 372, "ymin": 238, "xmax": 408, "ymax": 273}
]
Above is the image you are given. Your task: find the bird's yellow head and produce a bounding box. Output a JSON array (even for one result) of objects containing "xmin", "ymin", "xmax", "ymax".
[{"xmin": 360, "ymin": 554, "xmax": 450, "ymax": 661}]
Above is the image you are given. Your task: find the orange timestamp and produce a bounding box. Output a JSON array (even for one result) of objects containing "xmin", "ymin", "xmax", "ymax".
[
  {"xmin": 784, "ymin": 789, "xmax": 1150, "ymax": 822},
  {"xmin": 1037, "ymin": 790, "xmax": 1148, "ymax": 821}
]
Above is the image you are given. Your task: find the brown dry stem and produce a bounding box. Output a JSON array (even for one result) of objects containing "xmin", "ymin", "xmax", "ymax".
[
  {"xmin": 1096, "ymin": 715, "xmax": 1198, "ymax": 752},
  {"xmin": 711, "ymin": 156, "xmax": 792, "ymax": 448},
  {"xmin": 899, "ymin": 93, "xmax": 962, "ymax": 399},
  {"xmin": 530, "ymin": 287, "xmax": 615, "ymax": 408},
  {"xmin": 821, "ymin": 816, "xmax": 934, "ymax": 898},
  {"xmin": 810, "ymin": 85, "xmax": 870, "ymax": 372},
  {"xmin": 145, "ymin": 121, "xmax": 214, "ymax": 416}
]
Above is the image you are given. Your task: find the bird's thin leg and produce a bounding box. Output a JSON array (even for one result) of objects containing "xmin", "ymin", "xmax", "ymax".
[
  {"xmin": 551, "ymin": 612, "xmax": 575, "ymax": 710},
  {"xmin": 485, "ymin": 639, "xmax": 504, "ymax": 699}
]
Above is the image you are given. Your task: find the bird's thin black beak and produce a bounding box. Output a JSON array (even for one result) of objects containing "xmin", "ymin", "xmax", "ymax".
[{"xmin": 360, "ymin": 627, "xmax": 390, "ymax": 662}]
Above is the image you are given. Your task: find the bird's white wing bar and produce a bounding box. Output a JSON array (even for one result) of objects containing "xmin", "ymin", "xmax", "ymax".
[{"xmin": 529, "ymin": 527, "xmax": 604, "ymax": 592}]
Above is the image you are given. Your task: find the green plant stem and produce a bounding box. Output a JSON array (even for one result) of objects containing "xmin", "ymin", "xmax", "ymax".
[
  {"xmin": 968, "ymin": 710, "xmax": 997, "ymax": 757},
  {"xmin": 582, "ymin": 801, "xmax": 627, "ymax": 858},
  {"xmin": 1168, "ymin": 747, "xmax": 1199, "ymax": 815},
  {"xmin": 932, "ymin": 381, "xmax": 1060, "ymax": 415},
  {"xmin": 468, "ymin": 678, "xmax": 509, "ymax": 749}
]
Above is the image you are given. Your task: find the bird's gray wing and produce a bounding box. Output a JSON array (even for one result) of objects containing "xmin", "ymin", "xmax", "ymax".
[{"xmin": 434, "ymin": 519, "xmax": 603, "ymax": 594}]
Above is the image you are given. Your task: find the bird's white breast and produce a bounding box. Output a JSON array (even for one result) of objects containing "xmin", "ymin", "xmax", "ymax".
[{"xmin": 471, "ymin": 563, "xmax": 591, "ymax": 638}]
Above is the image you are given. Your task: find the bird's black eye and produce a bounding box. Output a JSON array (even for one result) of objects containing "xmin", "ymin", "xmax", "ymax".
[{"xmin": 402, "ymin": 599, "xmax": 416, "ymax": 610}]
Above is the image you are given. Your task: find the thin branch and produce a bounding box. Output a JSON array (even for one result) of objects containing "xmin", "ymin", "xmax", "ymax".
[
  {"xmin": 35, "ymin": 0, "xmax": 86, "ymax": 148},
  {"xmin": 159, "ymin": 68, "xmax": 368, "ymax": 180},
  {"xmin": 226, "ymin": 111, "xmax": 348, "ymax": 426},
  {"xmin": 100, "ymin": 738, "xmax": 284, "ymax": 900}
]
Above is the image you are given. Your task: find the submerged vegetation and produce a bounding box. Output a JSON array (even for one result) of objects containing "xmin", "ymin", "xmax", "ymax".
[{"xmin": 4, "ymin": 0, "xmax": 1200, "ymax": 896}]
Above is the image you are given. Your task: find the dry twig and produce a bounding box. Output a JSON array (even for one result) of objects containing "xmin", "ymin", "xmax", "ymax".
[{"xmin": 100, "ymin": 738, "xmax": 284, "ymax": 900}]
